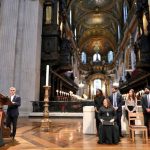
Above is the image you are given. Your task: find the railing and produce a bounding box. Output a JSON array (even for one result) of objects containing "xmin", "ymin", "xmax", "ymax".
[{"xmin": 31, "ymin": 100, "xmax": 94, "ymax": 113}]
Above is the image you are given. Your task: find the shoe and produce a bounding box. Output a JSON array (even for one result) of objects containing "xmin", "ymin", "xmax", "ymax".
[
  {"xmin": 10, "ymin": 133, "xmax": 13, "ymax": 137},
  {"xmin": 120, "ymin": 135, "xmax": 124, "ymax": 138},
  {"xmin": 97, "ymin": 140, "xmax": 102, "ymax": 144},
  {"xmin": 12, "ymin": 136, "xmax": 15, "ymax": 141}
]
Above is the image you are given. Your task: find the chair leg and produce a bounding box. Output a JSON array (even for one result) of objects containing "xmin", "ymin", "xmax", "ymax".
[
  {"xmin": 129, "ymin": 129, "xmax": 131, "ymax": 139},
  {"xmin": 132, "ymin": 130, "xmax": 134, "ymax": 142},
  {"xmin": 145, "ymin": 130, "xmax": 148, "ymax": 143},
  {"xmin": 143, "ymin": 131, "xmax": 145, "ymax": 141}
]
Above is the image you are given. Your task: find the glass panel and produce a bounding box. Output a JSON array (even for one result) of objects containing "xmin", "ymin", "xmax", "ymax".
[
  {"xmin": 93, "ymin": 53, "xmax": 101, "ymax": 62},
  {"xmin": 81, "ymin": 52, "xmax": 86, "ymax": 64},
  {"xmin": 93, "ymin": 79, "xmax": 102, "ymax": 95},
  {"xmin": 108, "ymin": 51, "xmax": 113, "ymax": 63},
  {"xmin": 45, "ymin": 6, "xmax": 52, "ymax": 24}
]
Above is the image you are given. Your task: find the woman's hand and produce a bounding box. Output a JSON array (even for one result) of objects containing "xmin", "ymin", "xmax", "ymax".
[{"xmin": 100, "ymin": 119, "xmax": 104, "ymax": 123}]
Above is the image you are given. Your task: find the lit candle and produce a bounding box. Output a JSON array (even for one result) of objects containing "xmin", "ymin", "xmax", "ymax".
[
  {"xmin": 46, "ymin": 65, "xmax": 49, "ymax": 86},
  {"xmin": 56, "ymin": 90, "xmax": 59, "ymax": 95}
]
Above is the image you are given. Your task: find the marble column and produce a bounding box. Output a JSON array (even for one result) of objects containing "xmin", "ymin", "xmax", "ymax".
[{"xmin": 0, "ymin": 0, "xmax": 43, "ymax": 116}]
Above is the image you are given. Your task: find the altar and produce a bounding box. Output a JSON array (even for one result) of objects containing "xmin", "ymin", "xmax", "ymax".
[{"xmin": 83, "ymin": 106, "xmax": 96, "ymax": 134}]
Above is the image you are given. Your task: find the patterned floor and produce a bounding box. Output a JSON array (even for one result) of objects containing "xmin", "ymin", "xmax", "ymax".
[{"xmin": 1, "ymin": 117, "xmax": 150, "ymax": 150}]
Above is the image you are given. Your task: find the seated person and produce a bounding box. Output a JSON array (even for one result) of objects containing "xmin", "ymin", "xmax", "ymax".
[{"xmin": 97, "ymin": 98, "xmax": 120, "ymax": 144}]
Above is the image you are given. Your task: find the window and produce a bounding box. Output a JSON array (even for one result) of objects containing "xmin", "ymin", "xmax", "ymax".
[
  {"xmin": 74, "ymin": 28, "xmax": 77, "ymax": 40},
  {"xmin": 81, "ymin": 52, "xmax": 87, "ymax": 64},
  {"xmin": 93, "ymin": 53, "xmax": 101, "ymax": 62},
  {"xmin": 131, "ymin": 49, "xmax": 136, "ymax": 70},
  {"xmin": 69, "ymin": 9, "xmax": 72, "ymax": 25},
  {"xmin": 123, "ymin": 1, "xmax": 128, "ymax": 23},
  {"xmin": 93, "ymin": 79, "xmax": 102, "ymax": 95},
  {"xmin": 118, "ymin": 25, "xmax": 121, "ymax": 41},
  {"xmin": 45, "ymin": 5, "xmax": 52, "ymax": 24},
  {"xmin": 108, "ymin": 51, "xmax": 113, "ymax": 63}
]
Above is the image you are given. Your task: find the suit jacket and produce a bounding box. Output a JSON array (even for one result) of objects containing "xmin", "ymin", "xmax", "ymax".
[
  {"xmin": 7, "ymin": 95, "xmax": 21, "ymax": 117},
  {"xmin": 109, "ymin": 92, "xmax": 123, "ymax": 113},
  {"xmin": 141, "ymin": 94, "xmax": 150, "ymax": 114}
]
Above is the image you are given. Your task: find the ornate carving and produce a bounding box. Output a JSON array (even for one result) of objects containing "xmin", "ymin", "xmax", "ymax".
[
  {"xmin": 136, "ymin": 0, "xmax": 150, "ymax": 35},
  {"xmin": 59, "ymin": 38, "xmax": 73, "ymax": 68}
]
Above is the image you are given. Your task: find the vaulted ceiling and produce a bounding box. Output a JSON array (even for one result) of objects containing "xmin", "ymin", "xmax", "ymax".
[
  {"xmin": 68, "ymin": 0, "xmax": 124, "ymax": 78},
  {"xmin": 71, "ymin": 0, "xmax": 123, "ymax": 56}
]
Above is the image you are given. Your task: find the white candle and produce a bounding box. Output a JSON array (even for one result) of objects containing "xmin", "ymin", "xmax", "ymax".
[{"xmin": 46, "ymin": 65, "xmax": 49, "ymax": 86}]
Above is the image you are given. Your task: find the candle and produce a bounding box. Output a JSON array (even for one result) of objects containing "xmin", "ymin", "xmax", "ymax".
[
  {"xmin": 56, "ymin": 90, "xmax": 59, "ymax": 95},
  {"xmin": 46, "ymin": 65, "xmax": 49, "ymax": 86}
]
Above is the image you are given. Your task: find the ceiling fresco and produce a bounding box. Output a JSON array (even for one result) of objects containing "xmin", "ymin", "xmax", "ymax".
[{"xmin": 70, "ymin": 0, "xmax": 123, "ymax": 74}]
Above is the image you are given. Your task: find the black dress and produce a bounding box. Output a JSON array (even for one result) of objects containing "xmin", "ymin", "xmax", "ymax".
[
  {"xmin": 94, "ymin": 96, "xmax": 105, "ymax": 134},
  {"xmin": 98, "ymin": 106, "xmax": 120, "ymax": 144}
]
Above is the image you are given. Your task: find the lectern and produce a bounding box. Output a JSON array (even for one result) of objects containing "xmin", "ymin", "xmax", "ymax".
[{"xmin": 0, "ymin": 93, "xmax": 12, "ymax": 146}]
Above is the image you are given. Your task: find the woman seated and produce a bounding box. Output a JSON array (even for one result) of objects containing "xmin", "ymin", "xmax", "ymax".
[{"xmin": 97, "ymin": 98, "xmax": 120, "ymax": 144}]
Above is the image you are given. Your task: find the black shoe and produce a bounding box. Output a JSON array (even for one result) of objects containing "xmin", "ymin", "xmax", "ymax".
[
  {"xmin": 97, "ymin": 140, "xmax": 102, "ymax": 144},
  {"xmin": 10, "ymin": 133, "xmax": 13, "ymax": 137},
  {"xmin": 12, "ymin": 136, "xmax": 15, "ymax": 141},
  {"xmin": 120, "ymin": 135, "xmax": 124, "ymax": 138}
]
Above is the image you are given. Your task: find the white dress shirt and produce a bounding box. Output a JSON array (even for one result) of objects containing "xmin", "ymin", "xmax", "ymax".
[{"xmin": 11, "ymin": 95, "xmax": 15, "ymax": 102}]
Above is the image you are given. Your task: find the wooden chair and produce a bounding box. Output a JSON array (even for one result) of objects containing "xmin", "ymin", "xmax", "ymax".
[{"xmin": 128, "ymin": 112, "xmax": 148, "ymax": 143}]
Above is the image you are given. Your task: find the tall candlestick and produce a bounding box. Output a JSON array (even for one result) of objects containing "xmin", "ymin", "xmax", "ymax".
[{"xmin": 46, "ymin": 65, "xmax": 49, "ymax": 86}]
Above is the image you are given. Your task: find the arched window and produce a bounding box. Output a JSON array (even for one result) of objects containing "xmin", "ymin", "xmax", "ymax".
[
  {"xmin": 108, "ymin": 51, "xmax": 113, "ymax": 63},
  {"xmin": 131, "ymin": 49, "xmax": 136, "ymax": 70},
  {"xmin": 93, "ymin": 53, "xmax": 101, "ymax": 62},
  {"xmin": 123, "ymin": 1, "xmax": 128, "ymax": 23},
  {"xmin": 74, "ymin": 28, "xmax": 77, "ymax": 40},
  {"xmin": 93, "ymin": 79, "xmax": 102, "ymax": 95},
  {"xmin": 81, "ymin": 51, "xmax": 86, "ymax": 64},
  {"xmin": 69, "ymin": 9, "xmax": 72, "ymax": 25},
  {"xmin": 118, "ymin": 25, "xmax": 121, "ymax": 41}
]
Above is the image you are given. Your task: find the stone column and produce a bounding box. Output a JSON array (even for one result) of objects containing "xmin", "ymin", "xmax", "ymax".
[
  {"xmin": 18, "ymin": 0, "xmax": 43, "ymax": 116},
  {"xmin": 0, "ymin": 0, "xmax": 20, "ymax": 94},
  {"xmin": 0, "ymin": 0, "xmax": 43, "ymax": 116}
]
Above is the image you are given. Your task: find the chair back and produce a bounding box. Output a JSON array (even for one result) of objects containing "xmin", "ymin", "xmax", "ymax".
[{"xmin": 128, "ymin": 112, "xmax": 144, "ymax": 126}]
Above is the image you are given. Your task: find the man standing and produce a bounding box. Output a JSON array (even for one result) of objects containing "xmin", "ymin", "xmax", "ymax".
[
  {"xmin": 141, "ymin": 86, "xmax": 150, "ymax": 136},
  {"xmin": 109, "ymin": 85, "xmax": 123, "ymax": 137},
  {"xmin": 6, "ymin": 87, "xmax": 21, "ymax": 140}
]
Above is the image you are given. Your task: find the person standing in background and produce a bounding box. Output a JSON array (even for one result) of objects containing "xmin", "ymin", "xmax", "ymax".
[
  {"xmin": 109, "ymin": 85, "xmax": 123, "ymax": 137},
  {"xmin": 141, "ymin": 86, "xmax": 150, "ymax": 136},
  {"xmin": 94, "ymin": 89, "xmax": 105, "ymax": 136},
  {"xmin": 125, "ymin": 89, "xmax": 137, "ymax": 125},
  {"xmin": 6, "ymin": 87, "xmax": 21, "ymax": 140}
]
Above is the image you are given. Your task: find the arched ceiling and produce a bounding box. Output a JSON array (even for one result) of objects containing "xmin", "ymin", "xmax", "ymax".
[
  {"xmin": 70, "ymin": 0, "xmax": 123, "ymax": 78},
  {"xmin": 71, "ymin": 0, "xmax": 123, "ymax": 55}
]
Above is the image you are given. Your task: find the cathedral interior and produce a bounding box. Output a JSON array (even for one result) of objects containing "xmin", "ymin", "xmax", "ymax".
[
  {"xmin": 0, "ymin": 0, "xmax": 150, "ymax": 115},
  {"xmin": 0, "ymin": 0, "xmax": 150, "ymax": 149},
  {"xmin": 40, "ymin": 0, "xmax": 150, "ymax": 110}
]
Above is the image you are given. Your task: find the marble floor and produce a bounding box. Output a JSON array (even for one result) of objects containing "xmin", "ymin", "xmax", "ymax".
[{"xmin": 1, "ymin": 117, "xmax": 150, "ymax": 150}]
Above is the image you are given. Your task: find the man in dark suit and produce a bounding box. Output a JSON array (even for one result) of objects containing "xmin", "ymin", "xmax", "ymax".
[
  {"xmin": 109, "ymin": 85, "xmax": 123, "ymax": 137},
  {"xmin": 141, "ymin": 86, "xmax": 150, "ymax": 136},
  {"xmin": 6, "ymin": 87, "xmax": 21, "ymax": 140}
]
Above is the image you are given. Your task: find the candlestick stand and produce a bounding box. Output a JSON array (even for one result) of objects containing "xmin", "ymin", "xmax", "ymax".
[{"xmin": 41, "ymin": 85, "xmax": 52, "ymax": 131}]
